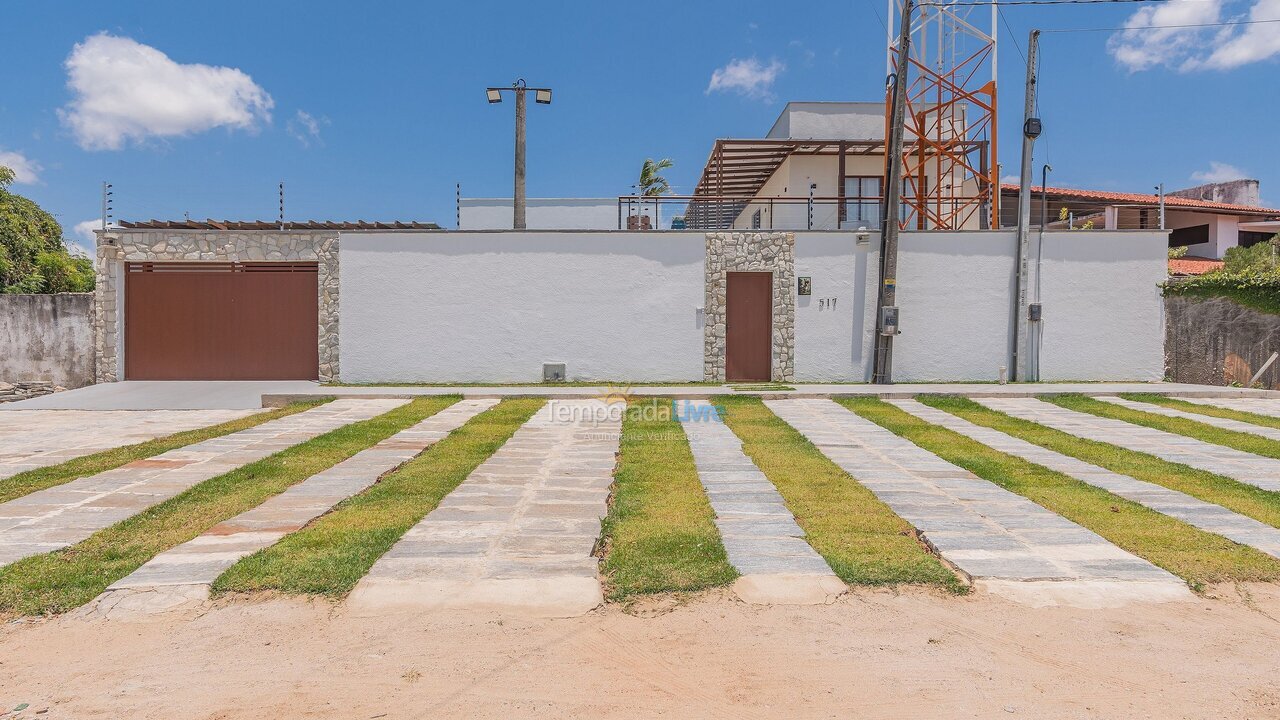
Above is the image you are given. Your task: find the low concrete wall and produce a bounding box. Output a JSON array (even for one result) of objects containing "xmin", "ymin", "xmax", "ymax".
[
  {"xmin": 1166, "ymin": 295, "xmax": 1280, "ymax": 388},
  {"xmin": 0, "ymin": 294, "xmax": 95, "ymax": 388}
]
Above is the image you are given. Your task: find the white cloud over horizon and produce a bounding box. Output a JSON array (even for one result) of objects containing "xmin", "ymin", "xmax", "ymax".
[
  {"xmin": 0, "ymin": 150, "xmax": 41, "ymax": 184},
  {"xmin": 1190, "ymin": 161, "xmax": 1250, "ymax": 183},
  {"xmin": 60, "ymin": 33, "xmax": 274, "ymax": 150},
  {"xmin": 287, "ymin": 110, "xmax": 327, "ymax": 148},
  {"xmin": 706, "ymin": 57, "xmax": 785, "ymax": 100},
  {"xmin": 70, "ymin": 219, "xmax": 100, "ymax": 256},
  {"xmin": 1109, "ymin": 0, "xmax": 1280, "ymax": 72}
]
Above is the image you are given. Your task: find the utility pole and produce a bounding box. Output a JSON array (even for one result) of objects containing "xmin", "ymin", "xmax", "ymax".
[
  {"xmin": 872, "ymin": 0, "xmax": 913, "ymax": 385},
  {"xmin": 486, "ymin": 80, "xmax": 553, "ymax": 230},
  {"xmin": 1011, "ymin": 29, "xmax": 1041, "ymax": 383}
]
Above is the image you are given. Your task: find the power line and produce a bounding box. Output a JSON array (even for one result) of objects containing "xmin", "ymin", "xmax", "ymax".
[
  {"xmin": 921, "ymin": 0, "xmax": 1178, "ymax": 6},
  {"xmin": 998, "ymin": 8, "xmax": 1027, "ymax": 65},
  {"xmin": 1043, "ymin": 17, "xmax": 1280, "ymax": 32}
]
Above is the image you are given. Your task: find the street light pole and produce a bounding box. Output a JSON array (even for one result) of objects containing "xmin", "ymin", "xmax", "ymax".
[
  {"xmin": 487, "ymin": 80, "xmax": 552, "ymax": 230},
  {"xmin": 514, "ymin": 86, "xmax": 527, "ymax": 230}
]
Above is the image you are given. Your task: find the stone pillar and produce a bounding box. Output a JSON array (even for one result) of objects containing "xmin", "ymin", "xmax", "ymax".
[{"xmin": 703, "ymin": 231, "xmax": 796, "ymax": 382}]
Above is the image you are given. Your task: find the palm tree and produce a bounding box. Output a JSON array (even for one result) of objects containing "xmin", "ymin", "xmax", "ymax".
[{"xmin": 637, "ymin": 158, "xmax": 673, "ymax": 196}]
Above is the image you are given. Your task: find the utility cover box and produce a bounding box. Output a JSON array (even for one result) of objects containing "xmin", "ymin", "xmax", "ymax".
[{"xmin": 543, "ymin": 363, "xmax": 566, "ymax": 382}]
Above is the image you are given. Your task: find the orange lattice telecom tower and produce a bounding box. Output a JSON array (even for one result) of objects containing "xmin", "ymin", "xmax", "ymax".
[{"xmin": 886, "ymin": 0, "xmax": 999, "ymax": 230}]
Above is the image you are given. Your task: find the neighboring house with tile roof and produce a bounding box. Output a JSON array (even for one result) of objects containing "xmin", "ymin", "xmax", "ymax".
[{"xmin": 1167, "ymin": 256, "xmax": 1225, "ymax": 277}]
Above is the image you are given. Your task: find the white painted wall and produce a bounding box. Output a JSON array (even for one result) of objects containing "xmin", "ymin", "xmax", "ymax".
[
  {"xmin": 1034, "ymin": 231, "xmax": 1165, "ymax": 381},
  {"xmin": 459, "ymin": 198, "xmax": 619, "ymax": 230},
  {"xmin": 893, "ymin": 232, "xmax": 1016, "ymax": 382},
  {"xmin": 339, "ymin": 232, "xmax": 704, "ymax": 383},
  {"xmin": 338, "ymin": 229, "xmax": 1166, "ymax": 383}
]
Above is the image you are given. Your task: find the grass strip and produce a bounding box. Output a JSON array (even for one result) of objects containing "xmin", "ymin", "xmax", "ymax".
[
  {"xmin": 0, "ymin": 397, "xmax": 457, "ymax": 616},
  {"xmin": 845, "ymin": 398, "xmax": 1280, "ymax": 589},
  {"xmin": 921, "ymin": 395, "xmax": 1280, "ymax": 528},
  {"xmin": 1120, "ymin": 393, "xmax": 1280, "ymax": 431},
  {"xmin": 599, "ymin": 399, "xmax": 737, "ymax": 600},
  {"xmin": 0, "ymin": 400, "xmax": 324, "ymax": 505},
  {"xmin": 213, "ymin": 398, "xmax": 544, "ymax": 598},
  {"xmin": 1049, "ymin": 393, "xmax": 1280, "ymax": 460},
  {"xmin": 716, "ymin": 396, "xmax": 964, "ymax": 592}
]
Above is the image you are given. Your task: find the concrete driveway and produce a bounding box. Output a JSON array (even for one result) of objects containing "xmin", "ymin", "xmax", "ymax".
[{"xmin": 0, "ymin": 381, "xmax": 322, "ymax": 411}]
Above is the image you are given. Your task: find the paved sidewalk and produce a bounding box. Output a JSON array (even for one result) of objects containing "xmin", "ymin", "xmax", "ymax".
[
  {"xmin": 978, "ymin": 397, "xmax": 1280, "ymax": 493},
  {"xmin": 678, "ymin": 401, "xmax": 843, "ymax": 604},
  {"xmin": 766, "ymin": 399, "xmax": 1191, "ymax": 607},
  {"xmin": 0, "ymin": 381, "xmax": 322, "ymax": 410},
  {"xmin": 891, "ymin": 400, "xmax": 1280, "ymax": 560},
  {"xmin": 0, "ymin": 399, "xmax": 407, "ymax": 567},
  {"xmin": 0, "ymin": 409, "xmax": 257, "ymax": 480},
  {"xmin": 86, "ymin": 399, "xmax": 499, "ymax": 615},
  {"xmin": 347, "ymin": 400, "xmax": 621, "ymax": 617},
  {"xmin": 1096, "ymin": 396, "xmax": 1280, "ymax": 442},
  {"xmin": 1183, "ymin": 397, "xmax": 1280, "ymax": 418}
]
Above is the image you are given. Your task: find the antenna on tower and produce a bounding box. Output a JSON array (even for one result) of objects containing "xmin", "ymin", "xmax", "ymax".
[{"xmin": 886, "ymin": 0, "xmax": 999, "ymax": 230}]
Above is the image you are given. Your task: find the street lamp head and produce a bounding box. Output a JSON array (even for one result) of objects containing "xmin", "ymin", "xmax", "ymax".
[
  {"xmin": 534, "ymin": 88, "xmax": 552, "ymax": 105},
  {"xmin": 486, "ymin": 88, "xmax": 503, "ymax": 104}
]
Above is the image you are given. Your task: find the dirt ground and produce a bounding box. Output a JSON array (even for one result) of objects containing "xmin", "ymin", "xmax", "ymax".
[{"xmin": 3, "ymin": 584, "xmax": 1280, "ymax": 719}]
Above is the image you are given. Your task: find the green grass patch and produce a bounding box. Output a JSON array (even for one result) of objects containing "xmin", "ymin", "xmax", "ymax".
[
  {"xmin": 1121, "ymin": 393, "xmax": 1280, "ymax": 431},
  {"xmin": 921, "ymin": 395, "xmax": 1280, "ymax": 530},
  {"xmin": 1049, "ymin": 393, "xmax": 1280, "ymax": 460},
  {"xmin": 0, "ymin": 400, "xmax": 324, "ymax": 505},
  {"xmin": 0, "ymin": 397, "xmax": 457, "ymax": 616},
  {"xmin": 845, "ymin": 397, "xmax": 1280, "ymax": 588},
  {"xmin": 599, "ymin": 399, "xmax": 737, "ymax": 600},
  {"xmin": 715, "ymin": 396, "xmax": 965, "ymax": 592},
  {"xmin": 212, "ymin": 398, "xmax": 544, "ymax": 598}
]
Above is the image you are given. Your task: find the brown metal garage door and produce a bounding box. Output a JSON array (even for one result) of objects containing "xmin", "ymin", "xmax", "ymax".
[{"xmin": 124, "ymin": 262, "xmax": 319, "ymax": 380}]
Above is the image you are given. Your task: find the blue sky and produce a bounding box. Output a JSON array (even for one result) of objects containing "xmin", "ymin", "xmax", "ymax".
[{"xmin": 2, "ymin": 0, "xmax": 1277, "ymax": 250}]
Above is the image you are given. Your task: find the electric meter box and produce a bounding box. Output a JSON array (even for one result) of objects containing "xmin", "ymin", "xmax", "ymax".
[{"xmin": 879, "ymin": 306, "xmax": 900, "ymax": 336}]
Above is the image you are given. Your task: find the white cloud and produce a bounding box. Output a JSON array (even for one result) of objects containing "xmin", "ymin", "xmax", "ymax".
[
  {"xmin": 1196, "ymin": 0, "xmax": 1280, "ymax": 69},
  {"xmin": 1190, "ymin": 161, "xmax": 1250, "ymax": 183},
  {"xmin": 0, "ymin": 150, "xmax": 41, "ymax": 184},
  {"xmin": 59, "ymin": 33, "xmax": 274, "ymax": 150},
  {"xmin": 706, "ymin": 57, "xmax": 785, "ymax": 100},
  {"xmin": 1109, "ymin": 0, "xmax": 1280, "ymax": 72},
  {"xmin": 287, "ymin": 110, "xmax": 327, "ymax": 148},
  {"xmin": 70, "ymin": 219, "xmax": 100, "ymax": 256}
]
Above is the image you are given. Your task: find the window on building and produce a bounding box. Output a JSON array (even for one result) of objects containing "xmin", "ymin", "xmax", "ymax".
[
  {"xmin": 751, "ymin": 208, "xmax": 762, "ymax": 229},
  {"xmin": 843, "ymin": 176, "xmax": 882, "ymax": 227}
]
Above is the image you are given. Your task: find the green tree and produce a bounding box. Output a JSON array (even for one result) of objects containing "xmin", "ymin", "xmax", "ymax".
[
  {"xmin": 1221, "ymin": 236, "xmax": 1280, "ymax": 274},
  {"xmin": 637, "ymin": 158, "xmax": 673, "ymax": 196},
  {"xmin": 0, "ymin": 166, "xmax": 94, "ymax": 293}
]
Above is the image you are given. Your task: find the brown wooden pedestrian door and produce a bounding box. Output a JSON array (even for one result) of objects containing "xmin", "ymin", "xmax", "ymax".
[
  {"xmin": 124, "ymin": 262, "xmax": 319, "ymax": 380},
  {"xmin": 725, "ymin": 271, "xmax": 773, "ymax": 382}
]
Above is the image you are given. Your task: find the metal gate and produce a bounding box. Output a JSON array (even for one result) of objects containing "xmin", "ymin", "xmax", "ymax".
[{"xmin": 124, "ymin": 262, "xmax": 319, "ymax": 380}]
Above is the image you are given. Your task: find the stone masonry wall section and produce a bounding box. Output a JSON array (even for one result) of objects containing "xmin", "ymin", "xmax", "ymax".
[
  {"xmin": 94, "ymin": 230, "xmax": 340, "ymax": 383},
  {"xmin": 1165, "ymin": 295, "xmax": 1280, "ymax": 389},
  {"xmin": 703, "ymin": 232, "xmax": 795, "ymax": 382}
]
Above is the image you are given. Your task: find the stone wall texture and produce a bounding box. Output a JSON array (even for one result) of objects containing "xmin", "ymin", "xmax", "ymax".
[
  {"xmin": 94, "ymin": 230, "xmax": 339, "ymax": 383},
  {"xmin": 0, "ymin": 293, "xmax": 95, "ymax": 389},
  {"xmin": 703, "ymin": 231, "xmax": 795, "ymax": 382},
  {"xmin": 1165, "ymin": 295, "xmax": 1280, "ymax": 388}
]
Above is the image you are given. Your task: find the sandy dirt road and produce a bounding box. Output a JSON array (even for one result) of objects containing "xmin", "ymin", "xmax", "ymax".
[{"xmin": 3, "ymin": 585, "xmax": 1280, "ymax": 719}]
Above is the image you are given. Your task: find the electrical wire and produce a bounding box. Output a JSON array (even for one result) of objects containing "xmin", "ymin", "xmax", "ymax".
[
  {"xmin": 921, "ymin": 0, "xmax": 1180, "ymax": 6},
  {"xmin": 1042, "ymin": 17, "xmax": 1280, "ymax": 32}
]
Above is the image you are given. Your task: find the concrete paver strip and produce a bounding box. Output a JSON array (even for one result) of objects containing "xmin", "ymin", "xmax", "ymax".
[
  {"xmin": 0, "ymin": 409, "xmax": 258, "ymax": 481},
  {"xmin": 891, "ymin": 400, "xmax": 1280, "ymax": 560},
  {"xmin": 347, "ymin": 400, "xmax": 620, "ymax": 617},
  {"xmin": 0, "ymin": 399, "xmax": 408, "ymax": 567},
  {"xmin": 677, "ymin": 401, "xmax": 843, "ymax": 604},
  {"xmin": 765, "ymin": 398, "xmax": 1191, "ymax": 607},
  {"xmin": 86, "ymin": 399, "xmax": 499, "ymax": 616},
  {"xmin": 1182, "ymin": 397, "xmax": 1280, "ymax": 419},
  {"xmin": 1095, "ymin": 396, "xmax": 1280, "ymax": 442},
  {"xmin": 977, "ymin": 397, "xmax": 1280, "ymax": 493}
]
